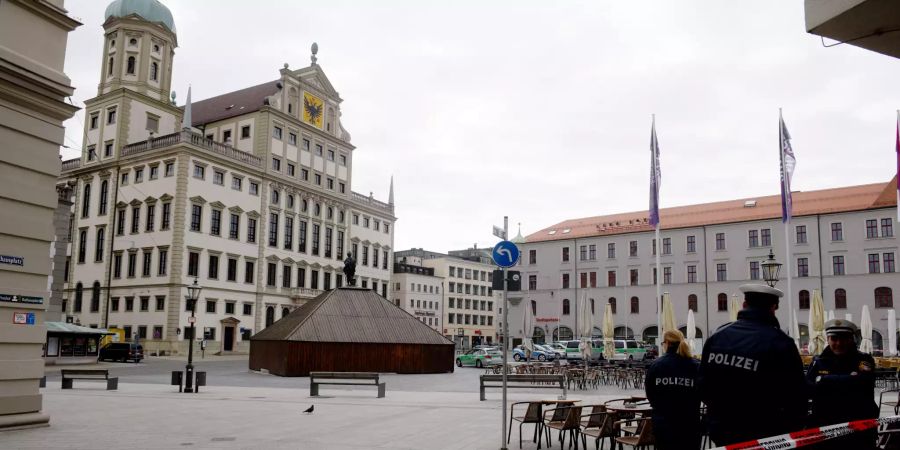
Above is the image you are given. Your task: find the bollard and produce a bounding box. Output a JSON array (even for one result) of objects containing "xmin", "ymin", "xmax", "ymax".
[{"xmin": 171, "ymin": 370, "xmax": 183, "ymax": 392}]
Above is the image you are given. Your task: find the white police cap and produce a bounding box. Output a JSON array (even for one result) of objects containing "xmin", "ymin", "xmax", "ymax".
[
  {"xmin": 738, "ymin": 284, "xmax": 784, "ymax": 298},
  {"xmin": 824, "ymin": 319, "xmax": 858, "ymax": 336}
]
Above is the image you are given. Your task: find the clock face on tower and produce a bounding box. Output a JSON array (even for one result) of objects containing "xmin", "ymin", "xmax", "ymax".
[{"xmin": 302, "ymin": 92, "xmax": 324, "ymax": 129}]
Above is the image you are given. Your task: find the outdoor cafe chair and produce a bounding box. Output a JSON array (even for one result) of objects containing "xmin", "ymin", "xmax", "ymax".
[
  {"xmin": 543, "ymin": 405, "xmax": 584, "ymax": 450},
  {"xmin": 508, "ymin": 401, "xmax": 545, "ymax": 449},
  {"xmin": 613, "ymin": 417, "xmax": 655, "ymax": 450},
  {"xmin": 578, "ymin": 406, "xmax": 617, "ymax": 450}
]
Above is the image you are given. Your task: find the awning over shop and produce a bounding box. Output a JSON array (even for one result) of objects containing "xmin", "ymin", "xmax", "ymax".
[{"xmin": 45, "ymin": 322, "xmax": 115, "ymax": 335}]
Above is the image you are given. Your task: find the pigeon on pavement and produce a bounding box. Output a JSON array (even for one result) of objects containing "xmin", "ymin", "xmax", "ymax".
[{"xmin": 303, "ymin": 405, "xmax": 314, "ymax": 414}]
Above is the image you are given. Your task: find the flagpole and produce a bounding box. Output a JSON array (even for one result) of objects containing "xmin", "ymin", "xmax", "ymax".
[
  {"xmin": 895, "ymin": 110, "xmax": 899, "ymax": 225},
  {"xmin": 652, "ymin": 114, "xmax": 662, "ymax": 344},
  {"xmin": 779, "ymin": 108, "xmax": 794, "ymax": 333}
]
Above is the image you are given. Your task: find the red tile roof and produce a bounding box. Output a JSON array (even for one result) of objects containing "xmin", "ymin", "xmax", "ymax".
[{"xmin": 526, "ymin": 176, "xmax": 898, "ymax": 243}]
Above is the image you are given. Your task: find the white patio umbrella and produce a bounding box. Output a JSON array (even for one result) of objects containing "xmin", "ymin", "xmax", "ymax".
[
  {"xmin": 522, "ymin": 302, "xmax": 535, "ymax": 360},
  {"xmin": 860, "ymin": 305, "xmax": 874, "ymax": 354},
  {"xmin": 889, "ymin": 309, "xmax": 897, "ymax": 357},
  {"xmin": 662, "ymin": 293, "xmax": 676, "ymax": 335},
  {"xmin": 602, "ymin": 303, "xmax": 615, "ymax": 360},
  {"xmin": 791, "ymin": 312, "xmax": 801, "ymax": 351},
  {"xmin": 686, "ymin": 309, "xmax": 696, "ymax": 355},
  {"xmin": 809, "ymin": 289, "xmax": 826, "ymax": 355},
  {"xmin": 578, "ymin": 292, "xmax": 593, "ymax": 360},
  {"xmin": 729, "ymin": 294, "xmax": 741, "ymax": 322}
]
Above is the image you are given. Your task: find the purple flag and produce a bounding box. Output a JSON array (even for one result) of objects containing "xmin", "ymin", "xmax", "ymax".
[
  {"xmin": 779, "ymin": 114, "xmax": 796, "ymax": 223},
  {"xmin": 649, "ymin": 118, "xmax": 661, "ymax": 228}
]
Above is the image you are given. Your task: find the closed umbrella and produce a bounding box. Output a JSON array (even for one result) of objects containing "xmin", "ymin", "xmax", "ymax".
[
  {"xmin": 809, "ymin": 289, "xmax": 826, "ymax": 355},
  {"xmin": 662, "ymin": 293, "xmax": 676, "ymax": 335},
  {"xmin": 686, "ymin": 309, "xmax": 696, "ymax": 355},
  {"xmin": 729, "ymin": 294, "xmax": 741, "ymax": 322},
  {"xmin": 889, "ymin": 309, "xmax": 897, "ymax": 357},
  {"xmin": 579, "ymin": 292, "xmax": 593, "ymax": 360},
  {"xmin": 791, "ymin": 312, "xmax": 801, "ymax": 351},
  {"xmin": 860, "ymin": 305, "xmax": 874, "ymax": 354},
  {"xmin": 602, "ymin": 303, "xmax": 615, "ymax": 360},
  {"xmin": 522, "ymin": 302, "xmax": 535, "ymax": 360}
]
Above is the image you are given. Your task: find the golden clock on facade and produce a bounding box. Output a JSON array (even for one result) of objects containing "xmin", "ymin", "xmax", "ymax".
[{"xmin": 302, "ymin": 92, "xmax": 324, "ymax": 129}]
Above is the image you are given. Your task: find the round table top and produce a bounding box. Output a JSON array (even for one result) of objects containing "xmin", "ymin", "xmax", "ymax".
[
  {"xmin": 605, "ymin": 403, "xmax": 652, "ymax": 413},
  {"xmin": 539, "ymin": 398, "xmax": 581, "ymax": 404}
]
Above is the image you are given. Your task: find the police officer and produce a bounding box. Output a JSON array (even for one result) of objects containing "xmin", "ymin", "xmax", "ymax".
[
  {"xmin": 698, "ymin": 284, "xmax": 807, "ymax": 446},
  {"xmin": 645, "ymin": 329, "xmax": 700, "ymax": 450},
  {"xmin": 806, "ymin": 319, "xmax": 878, "ymax": 450}
]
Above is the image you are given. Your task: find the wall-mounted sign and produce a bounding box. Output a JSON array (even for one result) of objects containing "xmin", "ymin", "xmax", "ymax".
[
  {"xmin": 13, "ymin": 312, "xmax": 35, "ymax": 325},
  {"xmin": 0, "ymin": 294, "xmax": 43, "ymax": 305},
  {"xmin": 0, "ymin": 255, "xmax": 24, "ymax": 266},
  {"xmin": 536, "ymin": 317, "xmax": 559, "ymax": 323},
  {"xmin": 414, "ymin": 310, "xmax": 436, "ymax": 317}
]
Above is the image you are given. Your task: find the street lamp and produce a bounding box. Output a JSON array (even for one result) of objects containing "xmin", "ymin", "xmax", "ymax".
[
  {"xmin": 184, "ymin": 276, "xmax": 202, "ymax": 393},
  {"xmin": 761, "ymin": 250, "xmax": 782, "ymax": 288}
]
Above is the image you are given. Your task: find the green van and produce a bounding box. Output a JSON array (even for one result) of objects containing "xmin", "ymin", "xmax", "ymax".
[{"xmin": 564, "ymin": 339, "xmax": 647, "ymax": 361}]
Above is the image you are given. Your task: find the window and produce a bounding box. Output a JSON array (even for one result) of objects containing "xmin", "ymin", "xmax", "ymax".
[
  {"xmin": 107, "ymin": 108, "xmax": 116, "ymax": 124},
  {"xmin": 135, "ymin": 168, "xmax": 144, "ymax": 183},
  {"xmin": 717, "ymin": 293, "xmax": 728, "ymax": 312},
  {"xmin": 282, "ymin": 265, "xmax": 291, "ymax": 288},
  {"xmin": 799, "ymin": 290, "xmax": 810, "ymax": 310},
  {"xmin": 250, "ymin": 182, "xmax": 259, "ymax": 195},
  {"xmin": 194, "ymin": 165, "xmax": 205, "ymax": 179},
  {"xmin": 562, "ymin": 299, "xmax": 570, "ymax": 315},
  {"xmin": 315, "ymin": 144, "xmax": 323, "ymax": 155},
  {"xmin": 579, "ymin": 245, "xmax": 587, "ymax": 261},
  {"xmin": 340, "ymin": 154, "xmax": 347, "ymax": 165},
  {"xmin": 226, "ymin": 258, "xmax": 237, "ymax": 282},
  {"xmin": 81, "ymin": 183, "xmax": 91, "ymax": 218},
  {"xmin": 662, "ymin": 238, "xmax": 671, "ymax": 255},
  {"xmin": 206, "ymin": 300, "xmax": 216, "ymax": 313},
  {"xmin": 652, "ymin": 239, "xmax": 656, "ymax": 256},
  {"xmin": 269, "ymin": 213, "xmax": 279, "ymax": 247},
  {"xmin": 715, "ymin": 233, "xmax": 726, "ymax": 250},
  {"xmin": 312, "ymin": 224, "xmax": 320, "ymax": 255},
  {"xmin": 161, "ymin": 203, "xmax": 171, "ymax": 230},
  {"xmin": 301, "ymin": 169, "xmax": 309, "ymax": 181},
  {"xmin": 125, "ymin": 297, "xmax": 134, "ymax": 312},
  {"xmin": 314, "ymin": 174, "xmax": 321, "ymax": 185},
  {"xmin": 882, "ymin": 218, "xmax": 894, "ymax": 237},
  {"xmin": 833, "ymin": 256, "xmax": 845, "ymax": 275},
  {"xmin": 324, "ymin": 227, "xmax": 333, "ymax": 258},
  {"xmin": 247, "ymin": 217, "xmax": 257, "ymax": 243},
  {"xmin": 284, "ymin": 217, "xmax": 294, "ymax": 250},
  {"xmin": 127, "ymin": 252, "xmax": 137, "ymax": 277},
  {"xmin": 310, "ymin": 270, "xmax": 319, "ymax": 289},
  {"xmin": 686, "ymin": 235, "xmax": 696, "ymax": 253},
  {"xmin": 339, "ymin": 182, "xmax": 345, "ymax": 193},
  {"xmin": 87, "ymin": 145, "xmax": 97, "ymax": 161},
  {"xmin": 327, "ymin": 178, "xmax": 334, "ymax": 190},
  {"xmin": 149, "ymin": 165, "xmax": 158, "ymax": 180},
  {"xmin": 609, "ymin": 298, "xmax": 617, "ymax": 314},
  {"xmin": 796, "ymin": 225, "xmax": 807, "ymax": 244},
  {"xmin": 245, "ymin": 261, "xmax": 254, "ymax": 283},
  {"xmin": 885, "ymin": 253, "xmax": 896, "ymax": 273},
  {"xmin": 120, "ymin": 172, "xmax": 128, "ymax": 185},
  {"xmin": 165, "ymin": 162, "xmax": 174, "ymax": 177},
  {"xmin": 104, "ymin": 142, "xmax": 114, "ymax": 158},
  {"xmin": 866, "ymin": 219, "xmax": 879, "ymax": 239},
  {"xmin": 141, "ymin": 250, "xmax": 152, "ymax": 277},
  {"xmin": 607, "ymin": 271, "xmax": 616, "ymax": 287},
  {"xmin": 272, "ymin": 158, "xmax": 281, "ymax": 172},
  {"xmin": 208, "ymin": 255, "xmax": 219, "ymax": 279},
  {"xmin": 589, "ymin": 245, "xmax": 596, "ymax": 260},
  {"xmin": 529, "ymin": 249, "xmax": 537, "ymax": 264},
  {"xmin": 562, "ymin": 247, "xmax": 569, "ymax": 262},
  {"xmin": 287, "ymin": 163, "xmax": 295, "ymax": 177},
  {"xmin": 126, "ymin": 56, "xmax": 135, "ymax": 74},
  {"xmin": 158, "ymin": 249, "xmax": 167, "ymax": 276},
  {"xmin": 211, "ymin": 170, "xmax": 224, "ymax": 186},
  {"xmin": 629, "ymin": 241, "xmax": 638, "ymax": 257},
  {"xmin": 687, "ymin": 265, "xmax": 697, "ymax": 283},
  {"xmin": 834, "ymin": 288, "xmax": 847, "ymax": 309},
  {"xmin": 113, "ymin": 253, "xmax": 122, "ymax": 278},
  {"xmin": 139, "ymin": 296, "xmax": 149, "ymax": 312},
  {"xmin": 190, "ymin": 205, "xmax": 202, "ymax": 232},
  {"xmin": 131, "ymin": 205, "xmax": 140, "ymax": 233},
  {"xmin": 797, "ymin": 258, "xmax": 809, "ymax": 277},
  {"xmin": 607, "ymin": 243, "xmax": 615, "ymax": 259},
  {"xmin": 98, "ymin": 180, "xmax": 108, "ymax": 215},
  {"xmin": 243, "ymin": 303, "xmax": 253, "ymax": 315},
  {"xmin": 328, "ymin": 149, "xmax": 335, "ymax": 161},
  {"xmin": 232, "ymin": 177, "xmax": 242, "ymax": 191},
  {"xmin": 273, "ymin": 126, "xmax": 282, "ymax": 140},
  {"xmin": 266, "ymin": 263, "xmax": 276, "ymax": 287},
  {"xmin": 688, "ymin": 294, "xmax": 698, "ymax": 312},
  {"xmin": 868, "ymin": 253, "xmax": 881, "ymax": 274},
  {"xmin": 716, "ymin": 263, "xmax": 727, "ymax": 282},
  {"xmin": 94, "ymin": 228, "xmax": 105, "ymax": 262},
  {"xmin": 761, "ymin": 229, "xmax": 771, "ymax": 247},
  {"xmin": 187, "ymin": 252, "xmax": 199, "ymax": 277},
  {"xmin": 630, "ymin": 296, "xmax": 639, "ymax": 314},
  {"xmin": 150, "ymin": 62, "xmax": 158, "ymax": 81},
  {"xmin": 562, "ymin": 273, "xmax": 570, "ymax": 289},
  {"xmin": 225, "ymin": 302, "xmax": 235, "ymax": 314},
  {"xmin": 299, "ymin": 220, "xmax": 307, "ymax": 252},
  {"xmin": 831, "ymin": 222, "xmax": 843, "ymax": 241},
  {"xmin": 110, "ymin": 297, "xmax": 119, "ymax": 312},
  {"xmin": 748, "ymin": 230, "xmax": 759, "ymax": 248},
  {"xmin": 630, "ymin": 269, "xmax": 638, "ymax": 286},
  {"xmin": 90, "ymin": 113, "xmax": 98, "ymax": 129},
  {"xmin": 663, "ymin": 267, "xmax": 671, "ymax": 284},
  {"xmin": 240, "ymin": 125, "xmax": 251, "ymax": 139},
  {"xmin": 750, "ymin": 261, "xmax": 760, "ymax": 280},
  {"xmin": 875, "ymin": 287, "xmax": 893, "ymax": 308},
  {"xmin": 288, "ymin": 133, "xmax": 297, "ymax": 145}
]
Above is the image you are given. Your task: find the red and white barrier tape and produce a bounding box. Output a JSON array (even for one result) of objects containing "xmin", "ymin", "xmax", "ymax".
[{"xmin": 711, "ymin": 415, "xmax": 900, "ymax": 450}]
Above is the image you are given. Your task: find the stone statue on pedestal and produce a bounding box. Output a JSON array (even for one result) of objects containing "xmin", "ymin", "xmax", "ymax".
[{"xmin": 343, "ymin": 252, "xmax": 356, "ymax": 286}]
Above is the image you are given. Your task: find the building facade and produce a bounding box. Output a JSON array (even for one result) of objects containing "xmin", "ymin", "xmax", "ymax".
[
  {"xmin": 510, "ymin": 178, "xmax": 899, "ymax": 352},
  {"xmin": 0, "ymin": 0, "xmax": 80, "ymax": 430},
  {"xmin": 392, "ymin": 263, "xmax": 443, "ymax": 332},
  {"xmin": 394, "ymin": 248, "xmax": 497, "ymax": 348},
  {"xmin": 57, "ymin": 0, "xmax": 395, "ymax": 355}
]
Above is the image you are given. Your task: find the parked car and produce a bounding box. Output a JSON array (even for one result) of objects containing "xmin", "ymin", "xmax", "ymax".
[
  {"xmin": 564, "ymin": 340, "xmax": 604, "ymax": 361},
  {"xmin": 512, "ymin": 345, "xmax": 555, "ymax": 362},
  {"xmin": 99, "ymin": 342, "xmax": 144, "ymax": 363},
  {"xmin": 643, "ymin": 344, "xmax": 659, "ymax": 359},
  {"xmin": 455, "ymin": 348, "xmax": 502, "ymax": 368},
  {"xmin": 545, "ymin": 342, "xmax": 567, "ymax": 358}
]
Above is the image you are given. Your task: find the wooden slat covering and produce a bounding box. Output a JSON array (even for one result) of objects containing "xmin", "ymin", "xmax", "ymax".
[{"xmin": 249, "ymin": 341, "xmax": 455, "ymax": 376}]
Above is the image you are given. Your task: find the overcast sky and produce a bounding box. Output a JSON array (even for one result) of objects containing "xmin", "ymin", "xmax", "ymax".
[{"xmin": 61, "ymin": 0, "xmax": 900, "ymax": 253}]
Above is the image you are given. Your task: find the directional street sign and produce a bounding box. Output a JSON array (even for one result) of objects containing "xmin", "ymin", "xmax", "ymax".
[
  {"xmin": 492, "ymin": 240, "xmax": 520, "ymax": 268},
  {"xmin": 492, "ymin": 225, "xmax": 505, "ymax": 239}
]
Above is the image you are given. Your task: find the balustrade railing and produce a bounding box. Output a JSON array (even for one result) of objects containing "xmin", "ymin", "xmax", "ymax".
[
  {"xmin": 351, "ymin": 191, "xmax": 394, "ymax": 214},
  {"xmin": 120, "ymin": 130, "xmax": 262, "ymax": 166},
  {"xmin": 60, "ymin": 158, "xmax": 81, "ymax": 172}
]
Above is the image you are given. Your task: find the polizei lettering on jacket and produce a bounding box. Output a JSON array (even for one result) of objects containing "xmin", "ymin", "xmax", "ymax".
[
  {"xmin": 707, "ymin": 352, "xmax": 759, "ymax": 371},
  {"xmin": 654, "ymin": 377, "xmax": 694, "ymax": 387}
]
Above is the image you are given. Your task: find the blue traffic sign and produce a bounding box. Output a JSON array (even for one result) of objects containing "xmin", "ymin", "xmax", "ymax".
[{"xmin": 492, "ymin": 241, "xmax": 520, "ymax": 268}]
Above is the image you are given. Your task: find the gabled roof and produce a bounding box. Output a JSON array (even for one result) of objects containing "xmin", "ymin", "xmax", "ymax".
[
  {"xmin": 527, "ymin": 176, "xmax": 898, "ymax": 243},
  {"xmin": 251, "ymin": 287, "xmax": 452, "ymax": 345},
  {"xmin": 190, "ymin": 80, "xmax": 281, "ymax": 125}
]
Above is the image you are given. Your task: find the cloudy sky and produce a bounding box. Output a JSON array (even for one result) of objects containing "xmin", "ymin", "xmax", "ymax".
[{"xmin": 61, "ymin": 1, "xmax": 900, "ymax": 253}]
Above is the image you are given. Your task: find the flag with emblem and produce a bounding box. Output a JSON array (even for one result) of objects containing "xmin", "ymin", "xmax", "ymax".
[
  {"xmin": 649, "ymin": 116, "xmax": 661, "ymax": 228},
  {"xmin": 779, "ymin": 112, "xmax": 796, "ymax": 223}
]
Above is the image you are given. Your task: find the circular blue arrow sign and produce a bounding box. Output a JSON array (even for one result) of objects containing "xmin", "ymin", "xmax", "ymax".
[{"xmin": 492, "ymin": 240, "xmax": 520, "ymax": 268}]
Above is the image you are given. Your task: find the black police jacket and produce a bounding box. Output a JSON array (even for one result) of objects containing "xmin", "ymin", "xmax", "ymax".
[
  {"xmin": 698, "ymin": 308, "xmax": 808, "ymax": 445},
  {"xmin": 645, "ymin": 346, "xmax": 700, "ymax": 427},
  {"xmin": 806, "ymin": 346, "xmax": 878, "ymax": 427}
]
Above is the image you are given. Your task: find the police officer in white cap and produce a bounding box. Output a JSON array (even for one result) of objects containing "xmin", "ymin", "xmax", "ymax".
[
  {"xmin": 806, "ymin": 318, "xmax": 878, "ymax": 449},
  {"xmin": 698, "ymin": 284, "xmax": 808, "ymax": 446}
]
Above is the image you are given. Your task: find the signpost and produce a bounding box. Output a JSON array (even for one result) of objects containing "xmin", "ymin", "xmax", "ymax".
[{"xmin": 491, "ymin": 217, "xmax": 519, "ymax": 450}]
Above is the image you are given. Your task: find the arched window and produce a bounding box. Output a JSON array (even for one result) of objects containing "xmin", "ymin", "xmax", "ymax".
[
  {"xmin": 99, "ymin": 180, "xmax": 109, "ymax": 215},
  {"xmin": 834, "ymin": 288, "xmax": 847, "ymax": 309},
  {"xmin": 532, "ymin": 326, "xmax": 546, "ymax": 344},
  {"xmin": 282, "ymin": 307, "xmax": 290, "ymax": 318},
  {"xmin": 271, "ymin": 189, "xmax": 279, "ymax": 204},
  {"xmin": 630, "ymin": 296, "xmax": 639, "ymax": 314},
  {"xmin": 642, "ymin": 326, "xmax": 658, "ymax": 343},
  {"xmin": 82, "ymin": 183, "xmax": 91, "ymax": 218},
  {"xmin": 90, "ymin": 281, "xmax": 101, "ymax": 312},
  {"xmin": 592, "ymin": 326, "xmax": 603, "ymax": 338},
  {"xmin": 126, "ymin": 56, "xmax": 136, "ymax": 75},
  {"xmin": 74, "ymin": 282, "xmax": 83, "ymax": 312},
  {"xmin": 562, "ymin": 299, "xmax": 570, "ymax": 315},
  {"xmin": 150, "ymin": 62, "xmax": 158, "ymax": 81},
  {"xmin": 608, "ymin": 297, "xmax": 617, "ymax": 314},
  {"xmin": 314, "ymin": 203, "xmax": 321, "ymax": 216},
  {"xmin": 553, "ymin": 326, "xmax": 573, "ymax": 341},
  {"xmin": 108, "ymin": 57, "xmax": 114, "ymax": 76},
  {"xmin": 799, "ymin": 290, "xmax": 810, "ymax": 309},
  {"xmin": 265, "ymin": 306, "xmax": 275, "ymax": 327},
  {"xmin": 717, "ymin": 293, "xmax": 727, "ymax": 311},
  {"xmin": 614, "ymin": 326, "xmax": 634, "ymax": 340},
  {"xmin": 876, "ymin": 287, "xmax": 893, "ymax": 308},
  {"xmin": 873, "ymin": 330, "xmax": 884, "ymax": 351},
  {"xmin": 678, "ymin": 326, "xmax": 704, "ymax": 338},
  {"xmin": 688, "ymin": 294, "xmax": 698, "ymax": 312},
  {"xmin": 590, "ymin": 298, "xmax": 595, "ymax": 315}
]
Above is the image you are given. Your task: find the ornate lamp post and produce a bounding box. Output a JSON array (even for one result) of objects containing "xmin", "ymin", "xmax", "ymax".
[
  {"xmin": 761, "ymin": 250, "xmax": 782, "ymax": 288},
  {"xmin": 184, "ymin": 277, "xmax": 202, "ymax": 393}
]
